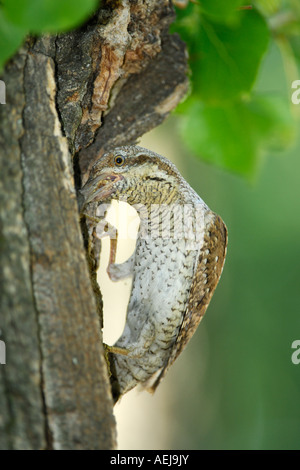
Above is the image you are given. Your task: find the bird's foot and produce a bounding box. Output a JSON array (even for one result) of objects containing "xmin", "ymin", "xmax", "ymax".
[
  {"xmin": 107, "ymin": 254, "xmax": 135, "ymax": 281},
  {"xmin": 104, "ymin": 343, "xmax": 130, "ymax": 356}
]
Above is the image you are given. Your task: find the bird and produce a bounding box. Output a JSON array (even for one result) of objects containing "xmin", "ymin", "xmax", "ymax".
[{"xmin": 79, "ymin": 145, "xmax": 227, "ymax": 403}]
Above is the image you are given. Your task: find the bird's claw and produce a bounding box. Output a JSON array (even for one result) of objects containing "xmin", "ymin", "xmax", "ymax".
[{"xmin": 104, "ymin": 343, "xmax": 130, "ymax": 356}]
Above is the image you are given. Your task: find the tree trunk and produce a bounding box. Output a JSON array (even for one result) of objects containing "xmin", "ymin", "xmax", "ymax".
[{"xmin": 0, "ymin": 0, "xmax": 188, "ymax": 450}]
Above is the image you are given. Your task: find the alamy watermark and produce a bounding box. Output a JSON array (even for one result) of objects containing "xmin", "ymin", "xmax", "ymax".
[
  {"xmin": 291, "ymin": 80, "xmax": 300, "ymax": 104},
  {"xmin": 0, "ymin": 80, "xmax": 6, "ymax": 105},
  {"xmin": 0, "ymin": 340, "xmax": 6, "ymax": 365},
  {"xmin": 291, "ymin": 340, "xmax": 300, "ymax": 365}
]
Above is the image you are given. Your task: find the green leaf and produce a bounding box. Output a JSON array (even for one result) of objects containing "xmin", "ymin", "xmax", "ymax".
[
  {"xmin": 178, "ymin": 94, "xmax": 295, "ymax": 177},
  {"xmin": 3, "ymin": 0, "xmax": 98, "ymax": 33},
  {"xmin": 194, "ymin": 10, "xmax": 270, "ymax": 102},
  {"xmin": 173, "ymin": 8, "xmax": 270, "ymax": 103},
  {"xmin": 0, "ymin": 9, "xmax": 26, "ymax": 70},
  {"xmin": 199, "ymin": 0, "xmax": 245, "ymax": 22}
]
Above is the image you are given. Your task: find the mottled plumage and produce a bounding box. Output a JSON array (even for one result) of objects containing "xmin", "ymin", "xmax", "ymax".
[{"xmin": 79, "ymin": 146, "xmax": 227, "ymax": 403}]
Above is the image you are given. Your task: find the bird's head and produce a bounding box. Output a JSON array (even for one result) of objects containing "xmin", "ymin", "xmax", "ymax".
[{"xmin": 79, "ymin": 146, "xmax": 184, "ymax": 212}]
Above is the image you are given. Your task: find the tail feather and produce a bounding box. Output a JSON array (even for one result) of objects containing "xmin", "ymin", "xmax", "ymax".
[
  {"xmin": 141, "ymin": 365, "xmax": 166, "ymax": 394},
  {"xmin": 108, "ymin": 353, "xmax": 121, "ymax": 404}
]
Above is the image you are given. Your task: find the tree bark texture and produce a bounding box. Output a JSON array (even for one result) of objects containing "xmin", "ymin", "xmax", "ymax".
[{"xmin": 0, "ymin": 0, "xmax": 188, "ymax": 450}]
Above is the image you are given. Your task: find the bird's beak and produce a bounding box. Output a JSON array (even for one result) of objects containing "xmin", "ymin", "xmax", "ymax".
[{"xmin": 78, "ymin": 173, "xmax": 123, "ymax": 212}]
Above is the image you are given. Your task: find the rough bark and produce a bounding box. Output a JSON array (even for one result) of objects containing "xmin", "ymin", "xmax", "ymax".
[{"xmin": 0, "ymin": 0, "xmax": 188, "ymax": 450}]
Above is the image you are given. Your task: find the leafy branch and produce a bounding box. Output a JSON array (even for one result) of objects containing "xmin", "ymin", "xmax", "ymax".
[{"xmin": 171, "ymin": 0, "xmax": 300, "ymax": 177}]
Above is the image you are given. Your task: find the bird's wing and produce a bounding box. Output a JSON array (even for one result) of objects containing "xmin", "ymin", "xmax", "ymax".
[{"xmin": 147, "ymin": 211, "xmax": 228, "ymax": 392}]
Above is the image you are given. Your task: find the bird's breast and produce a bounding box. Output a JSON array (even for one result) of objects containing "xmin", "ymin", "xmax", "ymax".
[{"xmin": 121, "ymin": 237, "xmax": 199, "ymax": 348}]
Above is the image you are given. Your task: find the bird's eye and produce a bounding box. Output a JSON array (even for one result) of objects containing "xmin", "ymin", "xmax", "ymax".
[{"xmin": 114, "ymin": 155, "xmax": 125, "ymax": 166}]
